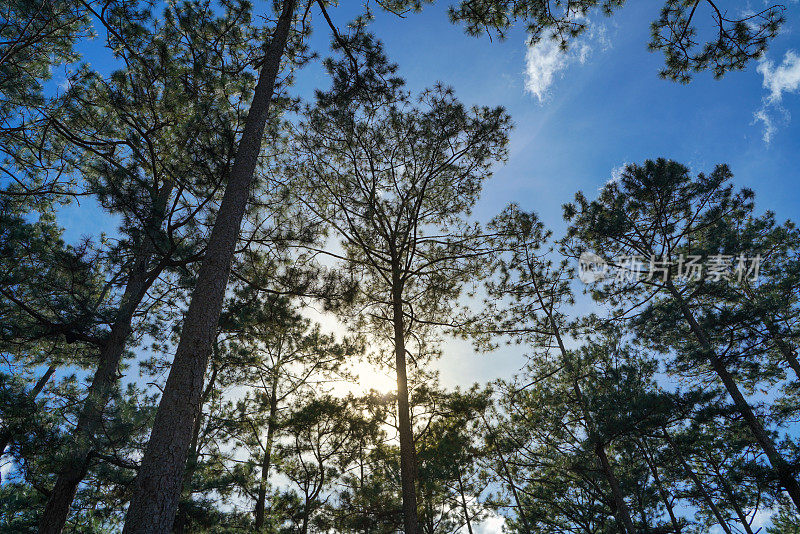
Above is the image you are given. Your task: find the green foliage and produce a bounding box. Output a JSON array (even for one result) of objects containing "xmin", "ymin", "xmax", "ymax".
[{"xmin": 447, "ymin": 0, "xmax": 784, "ymax": 81}]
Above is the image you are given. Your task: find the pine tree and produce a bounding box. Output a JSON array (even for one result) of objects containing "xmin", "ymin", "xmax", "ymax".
[
  {"xmin": 564, "ymin": 158, "xmax": 800, "ymax": 510},
  {"xmin": 293, "ymin": 36, "xmax": 510, "ymax": 530}
]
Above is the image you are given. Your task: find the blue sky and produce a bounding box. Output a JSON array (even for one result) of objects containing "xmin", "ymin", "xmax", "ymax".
[
  {"xmin": 45, "ymin": 3, "xmax": 800, "ymax": 530},
  {"xmin": 299, "ymin": 1, "xmax": 800, "ymax": 233},
  {"xmin": 60, "ymin": 1, "xmax": 800, "ymax": 251},
  {"xmin": 288, "ymin": 2, "xmax": 800, "ymax": 383},
  {"xmin": 55, "ymin": 0, "xmax": 800, "ymax": 433},
  {"xmin": 60, "ymin": 1, "xmax": 800, "ymax": 242}
]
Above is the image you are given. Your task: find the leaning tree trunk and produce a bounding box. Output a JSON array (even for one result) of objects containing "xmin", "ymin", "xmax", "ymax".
[
  {"xmin": 391, "ymin": 267, "xmax": 420, "ymax": 533},
  {"xmin": 666, "ymin": 281, "xmax": 800, "ymax": 511},
  {"xmin": 637, "ymin": 439, "xmax": 682, "ymax": 533},
  {"xmin": 174, "ymin": 354, "xmax": 220, "ymax": 534},
  {"xmin": 122, "ymin": 2, "xmax": 296, "ymax": 532},
  {"xmin": 740, "ymin": 283, "xmax": 800, "ymax": 381},
  {"xmin": 38, "ymin": 181, "xmax": 172, "ymax": 534},
  {"xmin": 709, "ymin": 456, "xmax": 755, "ymax": 534},
  {"xmin": 456, "ymin": 465, "xmax": 475, "ymax": 534},
  {"xmin": 530, "ymin": 272, "xmax": 636, "ymax": 534},
  {"xmin": 480, "ymin": 413, "xmax": 532, "ymax": 533},
  {"xmin": 0, "ymin": 365, "xmax": 56, "ymax": 484},
  {"xmin": 662, "ymin": 429, "xmax": 734, "ymax": 534},
  {"xmin": 254, "ymin": 370, "xmax": 280, "ymax": 530}
]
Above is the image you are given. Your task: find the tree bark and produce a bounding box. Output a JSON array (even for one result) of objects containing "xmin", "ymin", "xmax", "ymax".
[
  {"xmin": 740, "ymin": 283, "xmax": 800, "ymax": 381},
  {"xmin": 529, "ymin": 269, "xmax": 636, "ymax": 534},
  {"xmin": 38, "ymin": 181, "xmax": 172, "ymax": 534},
  {"xmin": 254, "ymin": 370, "xmax": 280, "ymax": 530},
  {"xmin": 392, "ymin": 267, "xmax": 420, "ymax": 534},
  {"xmin": 666, "ymin": 282, "xmax": 800, "ymax": 511},
  {"xmin": 174, "ymin": 354, "xmax": 219, "ymax": 534},
  {"xmin": 593, "ymin": 438, "xmax": 637, "ymax": 534},
  {"xmin": 708, "ymin": 458, "xmax": 754, "ymax": 534},
  {"xmin": 122, "ymin": 3, "xmax": 296, "ymax": 532}
]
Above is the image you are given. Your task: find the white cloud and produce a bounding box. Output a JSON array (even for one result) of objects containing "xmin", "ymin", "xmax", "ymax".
[
  {"xmin": 753, "ymin": 108, "xmax": 777, "ymax": 143},
  {"xmin": 758, "ymin": 50, "xmax": 800, "ymax": 103},
  {"xmin": 525, "ymin": 38, "xmax": 571, "ymax": 102},
  {"xmin": 524, "ymin": 24, "xmax": 609, "ymax": 103},
  {"xmin": 753, "ymin": 50, "xmax": 800, "ymax": 143},
  {"xmin": 475, "ymin": 513, "xmax": 506, "ymax": 534}
]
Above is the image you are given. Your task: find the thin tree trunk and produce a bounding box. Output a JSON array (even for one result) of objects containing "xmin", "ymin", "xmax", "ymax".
[
  {"xmin": 456, "ymin": 465, "xmax": 475, "ymax": 534},
  {"xmin": 391, "ymin": 267, "xmax": 420, "ymax": 534},
  {"xmin": 709, "ymin": 458, "xmax": 754, "ymax": 534},
  {"xmin": 254, "ymin": 370, "xmax": 280, "ymax": 530},
  {"xmin": 593, "ymin": 438, "xmax": 637, "ymax": 534},
  {"xmin": 39, "ymin": 182, "xmax": 172, "ymax": 534},
  {"xmin": 637, "ymin": 439, "xmax": 682, "ymax": 533},
  {"xmin": 0, "ymin": 365, "xmax": 56, "ymax": 483},
  {"xmin": 662, "ymin": 429, "xmax": 734, "ymax": 534},
  {"xmin": 666, "ymin": 282, "xmax": 800, "ymax": 511},
  {"xmin": 528, "ymin": 268, "xmax": 636, "ymax": 534},
  {"xmin": 480, "ymin": 414, "xmax": 532, "ymax": 533},
  {"xmin": 740, "ymin": 283, "xmax": 800, "ymax": 381},
  {"xmin": 760, "ymin": 313, "xmax": 800, "ymax": 381},
  {"xmin": 122, "ymin": 3, "xmax": 296, "ymax": 531}
]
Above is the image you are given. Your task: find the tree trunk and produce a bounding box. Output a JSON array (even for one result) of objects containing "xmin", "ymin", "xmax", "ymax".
[
  {"xmin": 593, "ymin": 438, "xmax": 637, "ymax": 534},
  {"xmin": 666, "ymin": 282, "xmax": 800, "ymax": 511},
  {"xmin": 254, "ymin": 370, "xmax": 280, "ymax": 530},
  {"xmin": 709, "ymin": 458, "xmax": 754, "ymax": 534},
  {"xmin": 662, "ymin": 429, "xmax": 733, "ymax": 534},
  {"xmin": 0, "ymin": 365, "xmax": 56, "ymax": 483},
  {"xmin": 391, "ymin": 267, "xmax": 420, "ymax": 533},
  {"xmin": 637, "ymin": 439, "xmax": 682, "ymax": 533},
  {"xmin": 456, "ymin": 465, "xmax": 475, "ymax": 534},
  {"xmin": 174, "ymin": 355, "xmax": 219, "ymax": 534},
  {"xmin": 122, "ymin": 3, "xmax": 296, "ymax": 532},
  {"xmin": 529, "ymin": 270, "xmax": 636, "ymax": 534},
  {"xmin": 740, "ymin": 283, "xmax": 800, "ymax": 381},
  {"xmin": 38, "ymin": 182, "xmax": 172, "ymax": 534},
  {"xmin": 480, "ymin": 414, "xmax": 532, "ymax": 533}
]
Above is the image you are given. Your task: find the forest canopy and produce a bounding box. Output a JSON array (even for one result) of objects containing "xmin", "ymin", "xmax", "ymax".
[{"xmin": 1, "ymin": 0, "xmax": 799, "ymax": 533}]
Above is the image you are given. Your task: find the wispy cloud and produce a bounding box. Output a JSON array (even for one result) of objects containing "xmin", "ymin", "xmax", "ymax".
[
  {"xmin": 753, "ymin": 108, "xmax": 778, "ymax": 143},
  {"xmin": 758, "ymin": 50, "xmax": 800, "ymax": 103},
  {"xmin": 524, "ymin": 25, "xmax": 609, "ymax": 103},
  {"xmin": 753, "ymin": 50, "xmax": 800, "ymax": 143}
]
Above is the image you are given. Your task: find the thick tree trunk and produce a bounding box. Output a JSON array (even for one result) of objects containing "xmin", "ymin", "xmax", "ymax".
[
  {"xmin": 666, "ymin": 282, "xmax": 800, "ymax": 511},
  {"xmin": 662, "ymin": 429, "xmax": 733, "ymax": 534},
  {"xmin": 0, "ymin": 365, "xmax": 56, "ymax": 483},
  {"xmin": 122, "ymin": 3, "xmax": 296, "ymax": 532},
  {"xmin": 254, "ymin": 371, "xmax": 279, "ymax": 530},
  {"xmin": 391, "ymin": 268, "xmax": 420, "ymax": 533},
  {"xmin": 174, "ymin": 357, "xmax": 219, "ymax": 534},
  {"xmin": 38, "ymin": 182, "xmax": 172, "ymax": 534}
]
